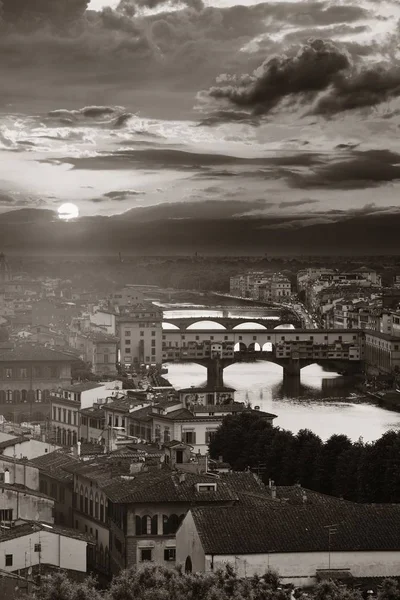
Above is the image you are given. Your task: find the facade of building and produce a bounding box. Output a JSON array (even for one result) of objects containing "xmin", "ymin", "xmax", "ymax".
[
  {"xmin": 230, "ymin": 272, "xmax": 291, "ymax": 302},
  {"xmin": 109, "ymin": 287, "xmax": 144, "ymax": 308},
  {"xmin": 119, "ymin": 304, "xmax": 163, "ymax": 368},
  {"xmin": 29, "ymin": 451, "xmax": 79, "ymax": 527},
  {"xmin": 0, "ymin": 483, "xmax": 54, "ymax": 523},
  {"xmin": 50, "ymin": 382, "xmax": 122, "ymax": 447},
  {"xmin": 0, "ymin": 522, "xmax": 93, "ymax": 576},
  {"xmin": 0, "ymin": 345, "xmax": 75, "ymax": 423},
  {"xmin": 0, "ymin": 436, "xmax": 60, "ymax": 460}
]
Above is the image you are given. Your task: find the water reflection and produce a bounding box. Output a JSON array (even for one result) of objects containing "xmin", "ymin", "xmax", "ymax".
[{"xmin": 165, "ymin": 361, "xmax": 400, "ymax": 442}]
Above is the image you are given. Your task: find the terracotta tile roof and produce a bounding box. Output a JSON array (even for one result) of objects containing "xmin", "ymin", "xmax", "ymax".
[
  {"xmin": 0, "ymin": 344, "xmax": 76, "ymax": 362},
  {"xmin": 273, "ymin": 485, "xmax": 354, "ymax": 507},
  {"xmin": 28, "ymin": 451, "xmax": 79, "ymax": 482},
  {"xmin": 0, "ymin": 435, "xmax": 29, "ymax": 450},
  {"xmin": 191, "ymin": 501, "xmax": 400, "ymax": 555},
  {"xmin": 101, "ymin": 470, "xmax": 240, "ymax": 504}
]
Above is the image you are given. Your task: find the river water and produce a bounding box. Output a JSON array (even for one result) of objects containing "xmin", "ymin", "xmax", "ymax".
[{"xmin": 158, "ymin": 299, "xmax": 400, "ymax": 442}]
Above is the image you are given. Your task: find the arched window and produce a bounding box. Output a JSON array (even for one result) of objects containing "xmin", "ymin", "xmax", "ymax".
[
  {"xmin": 62, "ymin": 430, "xmax": 66, "ymax": 446},
  {"xmin": 100, "ymin": 497, "xmax": 104, "ymax": 522},
  {"xmin": 0, "ymin": 390, "xmax": 5, "ymax": 403},
  {"xmin": 185, "ymin": 556, "xmax": 192, "ymax": 573},
  {"xmin": 95, "ymin": 494, "xmax": 99, "ymax": 519},
  {"xmin": 90, "ymin": 491, "xmax": 93, "ymax": 517},
  {"xmin": 36, "ymin": 389, "xmax": 42, "ymax": 402},
  {"xmin": 6, "ymin": 390, "xmax": 12, "ymax": 403},
  {"xmin": 27, "ymin": 390, "xmax": 35, "ymax": 403},
  {"xmin": 84, "ymin": 488, "xmax": 89, "ymax": 514},
  {"xmin": 135, "ymin": 516, "xmax": 142, "ymax": 535},
  {"xmin": 21, "ymin": 390, "xmax": 27, "ymax": 403},
  {"xmin": 43, "ymin": 389, "xmax": 50, "ymax": 403},
  {"xmin": 154, "ymin": 425, "xmax": 161, "ymax": 443},
  {"xmin": 13, "ymin": 390, "xmax": 20, "ymax": 404},
  {"xmin": 162, "ymin": 515, "xmax": 169, "ymax": 535},
  {"xmin": 80, "ymin": 486, "xmax": 84, "ymax": 512},
  {"xmin": 72, "ymin": 432, "xmax": 77, "ymax": 446},
  {"xmin": 140, "ymin": 515, "xmax": 157, "ymax": 535},
  {"xmin": 168, "ymin": 514, "xmax": 180, "ymax": 534},
  {"xmin": 179, "ymin": 514, "xmax": 185, "ymax": 525},
  {"xmin": 164, "ymin": 427, "xmax": 170, "ymax": 443}
]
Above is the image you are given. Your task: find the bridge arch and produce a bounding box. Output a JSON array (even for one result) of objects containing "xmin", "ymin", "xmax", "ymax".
[
  {"xmin": 248, "ymin": 342, "xmax": 261, "ymax": 352},
  {"xmin": 274, "ymin": 324, "xmax": 296, "ymax": 330},
  {"xmin": 234, "ymin": 342, "xmax": 247, "ymax": 352},
  {"xmin": 162, "ymin": 322, "xmax": 180, "ymax": 330},
  {"xmin": 186, "ymin": 320, "xmax": 226, "ymax": 330},
  {"xmin": 262, "ymin": 341, "xmax": 273, "ymax": 352},
  {"xmin": 232, "ymin": 322, "xmax": 267, "ymax": 330}
]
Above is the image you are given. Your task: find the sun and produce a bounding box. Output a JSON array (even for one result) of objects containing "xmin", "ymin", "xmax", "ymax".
[{"xmin": 58, "ymin": 203, "xmax": 79, "ymax": 221}]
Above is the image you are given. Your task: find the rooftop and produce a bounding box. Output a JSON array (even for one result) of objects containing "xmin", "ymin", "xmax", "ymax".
[
  {"xmin": 63, "ymin": 382, "xmax": 104, "ymax": 393},
  {"xmin": 0, "ymin": 344, "xmax": 77, "ymax": 363},
  {"xmin": 28, "ymin": 451, "xmax": 79, "ymax": 482},
  {"xmin": 191, "ymin": 499, "xmax": 400, "ymax": 555},
  {"xmin": 0, "ymin": 521, "xmax": 95, "ymax": 544},
  {"xmin": 0, "ymin": 435, "xmax": 29, "ymax": 450}
]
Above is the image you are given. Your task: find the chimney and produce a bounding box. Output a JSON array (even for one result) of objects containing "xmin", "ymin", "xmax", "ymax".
[
  {"xmin": 271, "ymin": 485, "xmax": 277, "ymax": 499},
  {"xmin": 302, "ymin": 490, "xmax": 307, "ymax": 504},
  {"xmin": 77, "ymin": 441, "xmax": 81, "ymax": 457},
  {"xmin": 268, "ymin": 479, "xmax": 274, "ymax": 489},
  {"xmin": 178, "ymin": 473, "xmax": 186, "ymax": 484},
  {"xmin": 218, "ymin": 456, "xmax": 223, "ymax": 463},
  {"xmin": 129, "ymin": 462, "xmax": 143, "ymax": 474},
  {"xmin": 4, "ymin": 469, "xmax": 10, "ymax": 484}
]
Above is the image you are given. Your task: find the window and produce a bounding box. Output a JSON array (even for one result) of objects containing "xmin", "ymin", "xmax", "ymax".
[
  {"xmin": 53, "ymin": 407, "xmax": 57, "ymax": 421},
  {"xmin": 183, "ymin": 431, "xmax": 196, "ymax": 445},
  {"xmin": 196, "ymin": 483, "xmax": 217, "ymax": 492},
  {"xmin": 0, "ymin": 509, "xmax": 13, "ymax": 521},
  {"xmin": 63, "ymin": 409, "xmax": 67, "ymax": 422},
  {"xmin": 125, "ymin": 330, "xmax": 131, "ymax": 336},
  {"xmin": 136, "ymin": 515, "xmax": 158, "ymax": 535},
  {"xmin": 5, "ymin": 369, "xmax": 12, "ymax": 378},
  {"xmin": 34, "ymin": 543, "xmax": 41, "ymax": 553},
  {"xmin": 140, "ymin": 331, "xmax": 144, "ymax": 337},
  {"xmin": 151, "ymin": 331, "xmax": 156, "ymax": 337},
  {"xmin": 125, "ymin": 348, "xmax": 131, "ymax": 354},
  {"xmin": 164, "ymin": 549, "xmax": 176, "ymax": 562},
  {"xmin": 104, "ymin": 355, "xmax": 109, "ymax": 364},
  {"xmin": 5, "ymin": 555, "xmax": 12, "ymax": 567},
  {"xmin": 20, "ymin": 368, "xmax": 28, "ymax": 379},
  {"xmin": 140, "ymin": 548, "xmax": 152, "ymax": 562},
  {"xmin": 34, "ymin": 367, "xmax": 42, "ymax": 378},
  {"xmin": 195, "ymin": 336, "xmax": 199, "ymax": 341},
  {"xmin": 81, "ymin": 416, "xmax": 87, "ymax": 426},
  {"xmin": 151, "ymin": 340, "xmax": 156, "ymax": 347},
  {"xmin": 6, "ymin": 390, "xmax": 12, "ymax": 404}
]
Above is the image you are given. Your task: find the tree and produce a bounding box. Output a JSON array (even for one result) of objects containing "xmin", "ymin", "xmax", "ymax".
[
  {"xmin": 312, "ymin": 435, "xmax": 353, "ymax": 496},
  {"xmin": 292, "ymin": 430, "xmax": 323, "ymax": 490},
  {"xmin": 31, "ymin": 572, "xmax": 102, "ymax": 600}
]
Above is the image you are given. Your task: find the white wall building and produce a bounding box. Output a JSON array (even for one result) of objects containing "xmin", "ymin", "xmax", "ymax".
[{"xmin": 0, "ymin": 522, "xmax": 92, "ymax": 574}]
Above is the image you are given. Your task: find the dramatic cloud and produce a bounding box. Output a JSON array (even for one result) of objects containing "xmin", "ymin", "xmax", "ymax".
[
  {"xmin": 286, "ymin": 149, "xmax": 400, "ymax": 189},
  {"xmin": 0, "ymin": 0, "xmax": 89, "ymax": 26},
  {"xmin": 201, "ymin": 39, "xmax": 400, "ymax": 119}
]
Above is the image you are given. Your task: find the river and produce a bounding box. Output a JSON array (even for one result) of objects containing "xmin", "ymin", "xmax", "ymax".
[{"xmin": 157, "ymin": 298, "xmax": 400, "ymax": 442}]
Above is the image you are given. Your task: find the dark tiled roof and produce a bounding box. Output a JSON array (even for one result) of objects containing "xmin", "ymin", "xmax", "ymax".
[
  {"xmin": 273, "ymin": 485, "xmax": 354, "ymax": 507},
  {"xmin": 0, "ymin": 435, "xmax": 29, "ymax": 450},
  {"xmin": 80, "ymin": 442, "xmax": 105, "ymax": 456},
  {"xmin": 191, "ymin": 501, "xmax": 400, "ymax": 555},
  {"xmin": 80, "ymin": 406, "xmax": 106, "ymax": 419},
  {"xmin": 28, "ymin": 451, "xmax": 79, "ymax": 482},
  {"xmin": 158, "ymin": 408, "xmax": 196, "ymax": 420},
  {"xmin": 0, "ymin": 344, "xmax": 76, "ymax": 362},
  {"xmin": 101, "ymin": 470, "xmax": 240, "ymax": 504}
]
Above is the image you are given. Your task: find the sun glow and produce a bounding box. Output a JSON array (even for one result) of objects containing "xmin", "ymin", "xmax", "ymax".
[{"xmin": 58, "ymin": 203, "xmax": 79, "ymax": 221}]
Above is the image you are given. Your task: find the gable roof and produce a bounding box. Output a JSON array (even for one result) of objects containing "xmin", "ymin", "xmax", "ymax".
[
  {"xmin": 191, "ymin": 501, "xmax": 400, "ymax": 555},
  {"xmin": 0, "ymin": 344, "xmax": 76, "ymax": 362},
  {"xmin": 0, "ymin": 436, "xmax": 29, "ymax": 450},
  {"xmin": 0, "ymin": 521, "xmax": 95, "ymax": 544},
  {"xmin": 28, "ymin": 451, "xmax": 79, "ymax": 482}
]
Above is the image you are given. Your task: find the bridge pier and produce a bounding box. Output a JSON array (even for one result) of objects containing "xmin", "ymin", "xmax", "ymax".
[
  {"xmin": 282, "ymin": 357, "xmax": 301, "ymax": 379},
  {"xmin": 206, "ymin": 358, "xmax": 225, "ymax": 388}
]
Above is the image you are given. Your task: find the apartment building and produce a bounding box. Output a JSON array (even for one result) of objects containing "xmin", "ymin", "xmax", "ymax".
[{"xmin": 118, "ymin": 303, "xmax": 163, "ymax": 368}]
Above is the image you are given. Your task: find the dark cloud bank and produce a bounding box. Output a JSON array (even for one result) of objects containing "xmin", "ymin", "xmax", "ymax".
[{"xmin": 1, "ymin": 204, "xmax": 400, "ymax": 255}]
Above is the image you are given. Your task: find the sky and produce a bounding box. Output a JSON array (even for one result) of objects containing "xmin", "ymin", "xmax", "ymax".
[{"xmin": 1, "ymin": 0, "xmax": 400, "ymax": 254}]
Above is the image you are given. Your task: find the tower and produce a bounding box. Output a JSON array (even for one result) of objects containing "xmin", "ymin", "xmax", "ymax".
[{"xmin": 0, "ymin": 253, "xmax": 11, "ymax": 283}]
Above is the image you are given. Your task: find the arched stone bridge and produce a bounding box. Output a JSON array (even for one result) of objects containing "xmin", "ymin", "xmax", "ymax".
[{"xmin": 162, "ymin": 316, "xmax": 302, "ymax": 331}]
